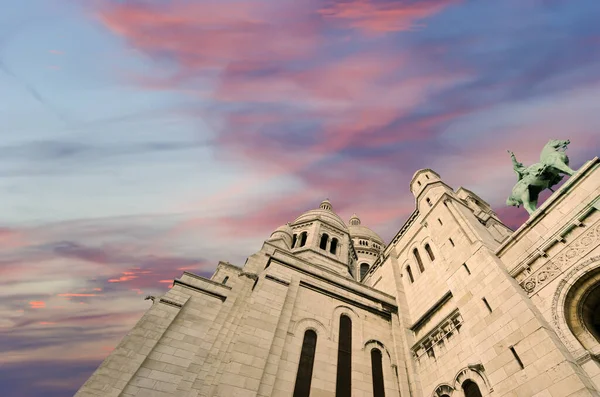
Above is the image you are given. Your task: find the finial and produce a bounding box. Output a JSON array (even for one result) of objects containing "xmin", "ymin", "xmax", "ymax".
[{"xmin": 320, "ymin": 198, "xmax": 332, "ymax": 211}]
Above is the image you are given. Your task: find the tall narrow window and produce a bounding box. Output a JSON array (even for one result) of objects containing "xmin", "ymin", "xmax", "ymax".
[
  {"xmin": 438, "ymin": 218, "xmax": 443, "ymax": 226},
  {"xmin": 222, "ymin": 276, "xmax": 229, "ymax": 285},
  {"xmin": 336, "ymin": 315, "xmax": 352, "ymax": 397},
  {"xmin": 425, "ymin": 244, "xmax": 435, "ymax": 261},
  {"xmin": 406, "ymin": 266, "xmax": 414, "ymax": 283},
  {"xmin": 371, "ymin": 348, "xmax": 385, "ymax": 397},
  {"xmin": 320, "ymin": 234, "xmax": 329, "ymax": 250},
  {"xmin": 330, "ymin": 238, "xmax": 338, "ymax": 254},
  {"xmin": 360, "ymin": 263, "xmax": 369, "ymax": 280},
  {"xmin": 426, "ymin": 197, "xmax": 432, "ymax": 207},
  {"xmin": 463, "ymin": 263, "xmax": 471, "ymax": 275},
  {"xmin": 293, "ymin": 330, "xmax": 318, "ymax": 397},
  {"xmin": 292, "ymin": 234, "xmax": 297, "ymax": 248},
  {"xmin": 449, "ymin": 238, "xmax": 454, "ymax": 247},
  {"xmin": 414, "ymin": 248, "xmax": 424, "ymax": 273},
  {"xmin": 482, "ymin": 297, "xmax": 492, "ymax": 313},
  {"xmin": 299, "ymin": 232, "xmax": 308, "ymax": 247}
]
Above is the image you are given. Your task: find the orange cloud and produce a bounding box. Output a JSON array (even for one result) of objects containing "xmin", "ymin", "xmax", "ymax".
[
  {"xmin": 57, "ymin": 293, "xmax": 98, "ymax": 297},
  {"xmin": 319, "ymin": 0, "xmax": 460, "ymax": 33},
  {"xmin": 29, "ymin": 301, "xmax": 46, "ymax": 309}
]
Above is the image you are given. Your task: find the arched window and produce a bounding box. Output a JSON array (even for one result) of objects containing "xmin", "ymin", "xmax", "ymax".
[
  {"xmin": 330, "ymin": 238, "xmax": 338, "ymax": 254},
  {"xmin": 292, "ymin": 234, "xmax": 297, "ymax": 248},
  {"xmin": 222, "ymin": 276, "xmax": 229, "ymax": 285},
  {"xmin": 426, "ymin": 197, "xmax": 432, "ymax": 207},
  {"xmin": 425, "ymin": 244, "xmax": 435, "ymax": 261},
  {"xmin": 462, "ymin": 380, "xmax": 483, "ymax": 397},
  {"xmin": 360, "ymin": 263, "xmax": 369, "ymax": 280},
  {"xmin": 336, "ymin": 315, "xmax": 352, "ymax": 397},
  {"xmin": 371, "ymin": 348, "xmax": 385, "ymax": 397},
  {"xmin": 320, "ymin": 233, "xmax": 329, "ymax": 250},
  {"xmin": 414, "ymin": 248, "xmax": 424, "ymax": 272},
  {"xmin": 293, "ymin": 330, "xmax": 318, "ymax": 397},
  {"xmin": 406, "ymin": 266, "xmax": 414, "ymax": 283},
  {"xmin": 299, "ymin": 232, "xmax": 308, "ymax": 247}
]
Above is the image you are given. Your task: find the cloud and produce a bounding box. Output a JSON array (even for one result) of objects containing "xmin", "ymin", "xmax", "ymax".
[
  {"xmin": 0, "ymin": 359, "xmax": 99, "ymax": 397},
  {"xmin": 318, "ymin": 0, "xmax": 460, "ymax": 33},
  {"xmin": 48, "ymin": 50, "xmax": 63, "ymax": 55}
]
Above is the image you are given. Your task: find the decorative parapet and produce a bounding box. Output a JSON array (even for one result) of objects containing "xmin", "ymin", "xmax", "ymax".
[{"xmin": 411, "ymin": 309, "xmax": 463, "ymax": 362}]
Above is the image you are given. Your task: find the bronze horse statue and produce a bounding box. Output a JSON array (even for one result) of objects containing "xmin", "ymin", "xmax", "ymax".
[{"xmin": 506, "ymin": 139, "xmax": 576, "ymax": 215}]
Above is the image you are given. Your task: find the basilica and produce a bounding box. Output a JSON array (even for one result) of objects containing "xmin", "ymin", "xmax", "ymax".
[{"xmin": 76, "ymin": 155, "xmax": 600, "ymax": 397}]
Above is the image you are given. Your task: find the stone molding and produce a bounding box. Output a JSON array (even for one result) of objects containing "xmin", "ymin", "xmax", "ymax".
[
  {"xmin": 431, "ymin": 364, "xmax": 491, "ymax": 396},
  {"xmin": 520, "ymin": 220, "xmax": 600, "ymax": 295},
  {"xmin": 411, "ymin": 309, "xmax": 463, "ymax": 362}
]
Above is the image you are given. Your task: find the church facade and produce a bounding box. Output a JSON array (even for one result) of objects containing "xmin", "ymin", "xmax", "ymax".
[{"xmin": 75, "ymin": 156, "xmax": 600, "ymax": 397}]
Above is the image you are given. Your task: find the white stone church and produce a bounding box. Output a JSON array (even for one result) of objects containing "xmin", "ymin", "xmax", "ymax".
[{"xmin": 76, "ymin": 156, "xmax": 600, "ymax": 397}]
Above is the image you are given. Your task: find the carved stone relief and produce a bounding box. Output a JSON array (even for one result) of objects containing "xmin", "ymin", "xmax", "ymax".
[{"xmin": 520, "ymin": 221, "xmax": 600, "ymax": 295}]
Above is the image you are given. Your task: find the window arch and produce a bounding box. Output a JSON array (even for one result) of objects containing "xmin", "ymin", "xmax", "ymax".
[
  {"xmin": 320, "ymin": 233, "xmax": 329, "ymax": 250},
  {"xmin": 336, "ymin": 315, "xmax": 352, "ymax": 397},
  {"xmin": 292, "ymin": 233, "xmax": 297, "ymax": 248},
  {"xmin": 414, "ymin": 248, "xmax": 425, "ymax": 272},
  {"xmin": 360, "ymin": 263, "xmax": 369, "ymax": 280},
  {"xmin": 299, "ymin": 232, "xmax": 308, "ymax": 247},
  {"xmin": 371, "ymin": 348, "xmax": 385, "ymax": 397},
  {"xmin": 293, "ymin": 330, "xmax": 318, "ymax": 397},
  {"xmin": 330, "ymin": 238, "xmax": 338, "ymax": 254},
  {"xmin": 425, "ymin": 243, "xmax": 435, "ymax": 261},
  {"xmin": 462, "ymin": 379, "xmax": 483, "ymax": 397},
  {"xmin": 222, "ymin": 276, "xmax": 229, "ymax": 285},
  {"xmin": 406, "ymin": 266, "xmax": 414, "ymax": 283}
]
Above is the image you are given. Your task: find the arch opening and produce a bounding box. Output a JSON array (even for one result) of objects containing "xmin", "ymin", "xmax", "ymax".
[
  {"xmin": 330, "ymin": 238, "xmax": 338, "ymax": 254},
  {"xmin": 370, "ymin": 348, "xmax": 385, "ymax": 397},
  {"xmin": 320, "ymin": 233, "xmax": 329, "ymax": 250},
  {"xmin": 406, "ymin": 266, "xmax": 414, "ymax": 283},
  {"xmin": 462, "ymin": 379, "xmax": 483, "ymax": 397},
  {"xmin": 336, "ymin": 315, "xmax": 352, "ymax": 397},
  {"xmin": 299, "ymin": 232, "xmax": 308, "ymax": 247},
  {"xmin": 425, "ymin": 243, "xmax": 435, "ymax": 261},
  {"xmin": 360, "ymin": 263, "xmax": 369, "ymax": 280},
  {"xmin": 414, "ymin": 248, "xmax": 425, "ymax": 272},
  {"xmin": 564, "ymin": 267, "xmax": 600, "ymax": 350},
  {"xmin": 293, "ymin": 330, "xmax": 317, "ymax": 397}
]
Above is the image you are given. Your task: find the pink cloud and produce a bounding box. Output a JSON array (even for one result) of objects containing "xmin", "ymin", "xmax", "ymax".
[
  {"xmin": 318, "ymin": 0, "xmax": 460, "ymax": 33},
  {"xmin": 48, "ymin": 50, "xmax": 63, "ymax": 55},
  {"xmin": 97, "ymin": 0, "xmax": 320, "ymax": 74}
]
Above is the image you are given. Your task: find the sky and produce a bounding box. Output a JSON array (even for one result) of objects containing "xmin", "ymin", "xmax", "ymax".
[{"xmin": 1, "ymin": 0, "xmax": 599, "ymax": 395}]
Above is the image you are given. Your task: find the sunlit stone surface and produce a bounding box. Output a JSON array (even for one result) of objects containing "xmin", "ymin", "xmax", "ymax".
[{"xmin": 76, "ymin": 156, "xmax": 600, "ymax": 397}]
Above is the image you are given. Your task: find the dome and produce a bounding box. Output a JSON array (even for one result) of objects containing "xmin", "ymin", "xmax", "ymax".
[
  {"xmin": 293, "ymin": 199, "xmax": 348, "ymax": 231},
  {"xmin": 268, "ymin": 223, "xmax": 294, "ymax": 247},
  {"xmin": 270, "ymin": 223, "xmax": 293, "ymax": 238},
  {"xmin": 347, "ymin": 214, "xmax": 385, "ymax": 245}
]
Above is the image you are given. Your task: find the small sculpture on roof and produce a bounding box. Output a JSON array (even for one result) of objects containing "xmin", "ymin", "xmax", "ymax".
[{"xmin": 506, "ymin": 139, "xmax": 577, "ymax": 215}]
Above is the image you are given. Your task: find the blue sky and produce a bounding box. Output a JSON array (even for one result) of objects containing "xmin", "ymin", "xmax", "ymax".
[{"xmin": 1, "ymin": 0, "xmax": 599, "ymax": 395}]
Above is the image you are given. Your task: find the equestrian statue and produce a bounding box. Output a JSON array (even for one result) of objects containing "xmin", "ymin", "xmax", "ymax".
[{"xmin": 506, "ymin": 139, "xmax": 577, "ymax": 215}]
